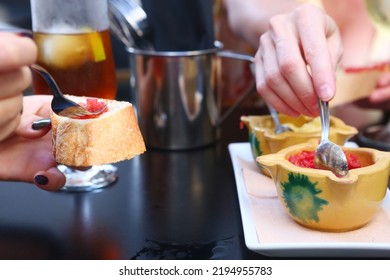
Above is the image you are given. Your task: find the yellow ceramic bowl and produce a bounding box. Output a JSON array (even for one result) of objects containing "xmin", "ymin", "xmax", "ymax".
[
  {"xmin": 257, "ymin": 140, "xmax": 390, "ymax": 232},
  {"xmin": 241, "ymin": 114, "xmax": 358, "ymax": 175}
]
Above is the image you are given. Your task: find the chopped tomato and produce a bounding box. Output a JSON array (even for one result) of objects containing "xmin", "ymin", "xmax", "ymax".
[
  {"xmin": 345, "ymin": 152, "xmax": 362, "ymax": 170},
  {"xmin": 73, "ymin": 98, "xmax": 108, "ymax": 119},
  {"xmin": 288, "ymin": 150, "xmax": 362, "ymax": 170},
  {"xmin": 288, "ymin": 150, "xmax": 316, "ymax": 169}
]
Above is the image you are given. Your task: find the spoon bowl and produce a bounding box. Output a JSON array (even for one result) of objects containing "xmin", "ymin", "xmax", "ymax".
[
  {"xmin": 315, "ymin": 100, "xmax": 349, "ymax": 177},
  {"xmin": 30, "ymin": 64, "xmax": 107, "ymax": 118}
]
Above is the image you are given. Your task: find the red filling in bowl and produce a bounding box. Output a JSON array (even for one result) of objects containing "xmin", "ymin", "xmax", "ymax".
[{"xmin": 288, "ymin": 150, "xmax": 362, "ymax": 170}]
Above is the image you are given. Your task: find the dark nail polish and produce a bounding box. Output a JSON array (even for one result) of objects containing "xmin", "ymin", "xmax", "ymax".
[
  {"xmin": 34, "ymin": 175, "xmax": 49, "ymax": 185},
  {"xmin": 32, "ymin": 119, "xmax": 51, "ymax": 130}
]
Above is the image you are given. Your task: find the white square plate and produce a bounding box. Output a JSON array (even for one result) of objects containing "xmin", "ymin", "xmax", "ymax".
[{"xmin": 229, "ymin": 142, "xmax": 390, "ymax": 258}]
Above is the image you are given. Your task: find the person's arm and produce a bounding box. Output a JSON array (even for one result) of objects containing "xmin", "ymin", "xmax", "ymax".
[{"xmin": 223, "ymin": 0, "xmax": 300, "ymax": 47}]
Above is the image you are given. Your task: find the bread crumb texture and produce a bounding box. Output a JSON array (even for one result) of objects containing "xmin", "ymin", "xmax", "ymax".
[{"xmin": 51, "ymin": 98, "xmax": 146, "ymax": 167}]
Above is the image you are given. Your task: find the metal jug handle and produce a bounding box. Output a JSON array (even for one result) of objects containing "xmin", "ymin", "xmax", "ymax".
[{"xmin": 214, "ymin": 50, "xmax": 256, "ymax": 126}]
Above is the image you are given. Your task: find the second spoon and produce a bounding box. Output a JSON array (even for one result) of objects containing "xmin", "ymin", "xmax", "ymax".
[{"xmin": 314, "ymin": 100, "xmax": 349, "ymax": 177}]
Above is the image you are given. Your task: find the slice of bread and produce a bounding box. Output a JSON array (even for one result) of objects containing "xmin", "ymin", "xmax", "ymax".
[{"xmin": 51, "ymin": 95, "xmax": 146, "ymax": 167}]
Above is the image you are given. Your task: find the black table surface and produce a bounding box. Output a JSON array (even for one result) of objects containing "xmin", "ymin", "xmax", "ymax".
[
  {"xmin": 0, "ymin": 84, "xmax": 267, "ymax": 260},
  {"xmin": 4, "ymin": 81, "xmax": 389, "ymax": 260}
]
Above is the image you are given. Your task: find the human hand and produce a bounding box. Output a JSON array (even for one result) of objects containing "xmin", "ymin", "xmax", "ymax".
[
  {"xmin": 0, "ymin": 32, "xmax": 37, "ymax": 141},
  {"xmin": 364, "ymin": 72, "xmax": 390, "ymax": 110},
  {"xmin": 253, "ymin": 4, "xmax": 343, "ymax": 117},
  {"xmin": 352, "ymin": 72, "xmax": 390, "ymax": 110},
  {"xmin": 0, "ymin": 95, "xmax": 66, "ymax": 191}
]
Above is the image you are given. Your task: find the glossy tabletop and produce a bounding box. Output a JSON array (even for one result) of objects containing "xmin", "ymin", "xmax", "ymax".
[{"xmin": 0, "ymin": 83, "xmax": 265, "ymax": 260}]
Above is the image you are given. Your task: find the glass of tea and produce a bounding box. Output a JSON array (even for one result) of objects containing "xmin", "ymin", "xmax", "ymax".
[{"xmin": 30, "ymin": 0, "xmax": 119, "ymax": 192}]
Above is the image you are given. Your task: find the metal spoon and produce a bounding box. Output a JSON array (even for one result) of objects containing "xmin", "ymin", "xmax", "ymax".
[
  {"xmin": 266, "ymin": 104, "xmax": 292, "ymax": 134},
  {"xmin": 315, "ymin": 100, "xmax": 349, "ymax": 176},
  {"xmin": 30, "ymin": 64, "xmax": 107, "ymax": 118},
  {"xmin": 247, "ymin": 63, "xmax": 291, "ymax": 135}
]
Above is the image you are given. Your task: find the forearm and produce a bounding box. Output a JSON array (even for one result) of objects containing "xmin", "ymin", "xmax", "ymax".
[{"xmin": 223, "ymin": 0, "xmax": 301, "ymax": 47}]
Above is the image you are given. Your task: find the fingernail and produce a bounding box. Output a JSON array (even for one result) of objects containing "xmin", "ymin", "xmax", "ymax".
[
  {"xmin": 319, "ymin": 84, "xmax": 333, "ymax": 101},
  {"xmin": 34, "ymin": 175, "xmax": 49, "ymax": 185},
  {"xmin": 32, "ymin": 118, "xmax": 51, "ymax": 130}
]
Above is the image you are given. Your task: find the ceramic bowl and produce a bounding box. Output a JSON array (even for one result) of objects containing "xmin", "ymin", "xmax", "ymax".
[
  {"xmin": 257, "ymin": 140, "xmax": 390, "ymax": 232},
  {"xmin": 241, "ymin": 114, "xmax": 358, "ymax": 175}
]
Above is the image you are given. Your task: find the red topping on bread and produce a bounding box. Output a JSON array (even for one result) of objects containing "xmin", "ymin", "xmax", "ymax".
[{"xmin": 73, "ymin": 98, "xmax": 109, "ymax": 119}]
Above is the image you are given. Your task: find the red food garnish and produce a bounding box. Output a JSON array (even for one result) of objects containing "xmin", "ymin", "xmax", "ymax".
[
  {"xmin": 240, "ymin": 121, "xmax": 244, "ymax": 130},
  {"xmin": 73, "ymin": 98, "xmax": 108, "ymax": 119},
  {"xmin": 288, "ymin": 150, "xmax": 362, "ymax": 170},
  {"xmin": 344, "ymin": 62, "xmax": 389, "ymax": 73}
]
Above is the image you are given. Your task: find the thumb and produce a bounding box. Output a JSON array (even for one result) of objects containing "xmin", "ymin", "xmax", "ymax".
[
  {"xmin": 34, "ymin": 167, "xmax": 66, "ymax": 191},
  {"xmin": 15, "ymin": 116, "xmax": 51, "ymax": 139}
]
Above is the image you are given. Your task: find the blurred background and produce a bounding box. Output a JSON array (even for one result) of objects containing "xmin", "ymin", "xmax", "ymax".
[
  {"xmin": 0, "ymin": 0, "xmax": 260, "ymax": 107},
  {"xmin": 0, "ymin": 0, "xmax": 129, "ymax": 69}
]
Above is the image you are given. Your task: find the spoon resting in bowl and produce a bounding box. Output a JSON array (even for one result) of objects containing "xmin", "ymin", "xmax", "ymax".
[
  {"xmin": 266, "ymin": 103, "xmax": 292, "ymax": 134},
  {"xmin": 315, "ymin": 100, "xmax": 349, "ymax": 177}
]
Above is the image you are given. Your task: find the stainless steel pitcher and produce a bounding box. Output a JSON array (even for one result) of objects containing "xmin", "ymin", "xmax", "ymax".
[{"xmin": 128, "ymin": 42, "xmax": 255, "ymax": 150}]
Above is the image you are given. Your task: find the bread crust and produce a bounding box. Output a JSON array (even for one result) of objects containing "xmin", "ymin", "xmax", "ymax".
[{"xmin": 51, "ymin": 97, "xmax": 146, "ymax": 167}]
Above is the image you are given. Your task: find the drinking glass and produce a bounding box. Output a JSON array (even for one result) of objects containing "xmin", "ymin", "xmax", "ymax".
[{"xmin": 30, "ymin": 0, "xmax": 119, "ymax": 191}]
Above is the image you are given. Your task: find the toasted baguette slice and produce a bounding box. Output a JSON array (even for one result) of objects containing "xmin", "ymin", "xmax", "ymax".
[{"xmin": 51, "ymin": 96, "xmax": 146, "ymax": 167}]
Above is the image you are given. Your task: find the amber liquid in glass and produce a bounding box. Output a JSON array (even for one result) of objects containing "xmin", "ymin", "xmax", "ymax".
[{"xmin": 32, "ymin": 29, "xmax": 117, "ymax": 99}]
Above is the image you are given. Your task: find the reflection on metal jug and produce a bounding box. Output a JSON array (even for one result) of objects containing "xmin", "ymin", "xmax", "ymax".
[{"xmin": 128, "ymin": 42, "xmax": 255, "ymax": 150}]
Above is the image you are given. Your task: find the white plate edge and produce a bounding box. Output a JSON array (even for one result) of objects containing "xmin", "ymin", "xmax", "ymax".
[{"xmin": 228, "ymin": 142, "xmax": 390, "ymax": 257}]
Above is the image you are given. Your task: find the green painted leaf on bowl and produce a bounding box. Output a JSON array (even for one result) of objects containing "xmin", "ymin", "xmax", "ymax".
[{"xmin": 281, "ymin": 172, "xmax": 328, "ymax": 223}]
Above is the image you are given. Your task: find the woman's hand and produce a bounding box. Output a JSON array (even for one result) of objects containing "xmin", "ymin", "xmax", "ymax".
[
  {"xmin": 0, "ymin": 95, "xmax": 66, "ymax": 191},
  {"xmin": 0, "ymin": 32, "xmax": 37, "ymax": 141},
  {"xmin": 367, "ymin": 72, "xmax": 390, "ymax": 110},
  {"xmin": 352, "ymin": 72, "xmax": 390, "ymax": 110},
  {"xmin": 253, "ymin": 3, "xmax": 343, "ymax": 117}
]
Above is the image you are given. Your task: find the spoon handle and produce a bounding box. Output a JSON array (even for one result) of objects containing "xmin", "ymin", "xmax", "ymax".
[
  {"xmin": 30, "ymin": 64, "xmax": 66, "ymax": 101},
  {"xmin": 267, "ymin": 103, "xmax": 282, "ymax": 127},
  {"xmin": 319, "ymin": 100, "xmax": 330, "ymax": 141}
]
